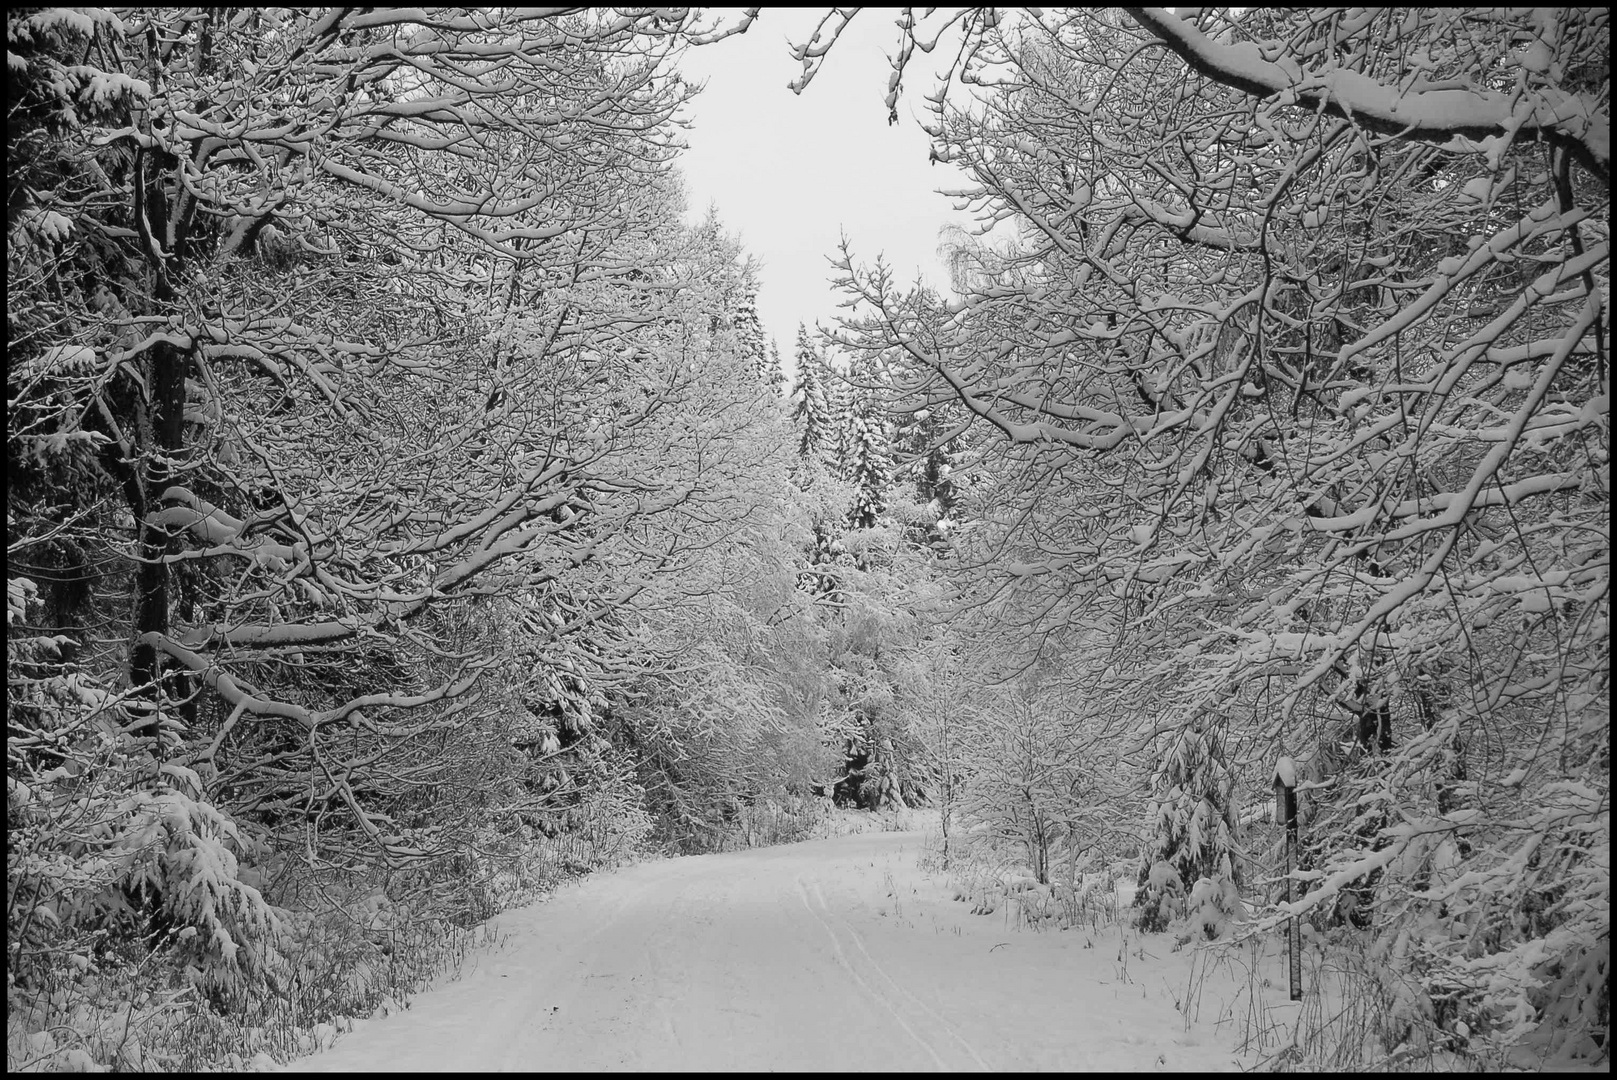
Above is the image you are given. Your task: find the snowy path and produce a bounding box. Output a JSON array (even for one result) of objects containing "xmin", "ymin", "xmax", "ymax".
[{"xmin": 285, "ymin": 830, "xmax": 1248, "ymax": 1071}]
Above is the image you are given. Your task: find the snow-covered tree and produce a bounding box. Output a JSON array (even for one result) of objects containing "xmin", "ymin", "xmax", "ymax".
[
  {"xmin": 790, "ymin": 323, "xmax": 835, "ymax": 468},
  {"xmin": 821, "ymin": 328, "xmax": 893, "ymax": 533},
  {"xmin": 1134, "ymin": 713, "xmax": 1239, "ymax": 933},
  {"xmin": 842, "ymin": 397, "xmax": 891, "ymax": 533},
  {"xmin": 763, "ymin": 338, "xmax": 786, "ymax": 398},
  {"xmin": 6, "ymin": 5, "xmax": 771, "ymax": 1026},
  {"xmin": 732, "ymin": 285, "xmax": 771, "ymax": 390},
  {"xmin": 820, "ymin": 346, "xmax": 859, "ymax": 483},
  {"xmin": 799, "ymin": 6, "xmax": 1609, "ymax": 1059}
]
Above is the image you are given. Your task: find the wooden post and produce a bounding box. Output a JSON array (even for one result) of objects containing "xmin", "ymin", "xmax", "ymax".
[{"xmin": 1274, "ymin": 762, "xmax": 1302, "ymax": 1002}]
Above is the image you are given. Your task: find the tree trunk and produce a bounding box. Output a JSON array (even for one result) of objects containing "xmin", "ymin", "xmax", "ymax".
[{"xmin": 127, "ymin": 334, "xmax": 190, "ymax": 751}]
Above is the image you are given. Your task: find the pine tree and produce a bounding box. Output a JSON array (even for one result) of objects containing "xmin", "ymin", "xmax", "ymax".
[
  {"xmin": 731, "ymin": 280, "xmax": 770, "ymax": 391},
  {"xmin": 687, "ymin": 206, "xmax": 769, "ymax": 386},
  {"xmin": 891, "ymin": 399, "xmax": 960, "ymax": 545},
  {"xmin": 762, "ymin": 338, "xmax": 786, "ymax": 398},
  {"xmin": 874, "ymin": 287, "xmax": 966, "ymax": 546},
  {"xmin": 790, "ymin": 323, "xmax": 833, "ymax": 467},
  {"xmin": 821, "ymin": 352, "xmax": 857, "ymax": 481},
  {"xmin": 842, "ymin": 353, "xmax": 889, "ymax": 531},
  {"xmin": 786, "ymin": 326, "xmax": 849, "ymax": 603},
  {"xmin": 1134, "ymin": 715, "xmax": 1240, "ymax": 935}
]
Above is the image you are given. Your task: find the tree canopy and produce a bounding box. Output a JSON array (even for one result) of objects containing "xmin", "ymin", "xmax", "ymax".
[{"xmin": 799, "ymin": 5, "xmax": 1608, "ymax": 1064}]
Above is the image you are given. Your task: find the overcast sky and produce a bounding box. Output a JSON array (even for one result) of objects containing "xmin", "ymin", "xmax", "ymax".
[{"xmin": 673, "ymin": 9, "xmax": 976, "ymax": 387}]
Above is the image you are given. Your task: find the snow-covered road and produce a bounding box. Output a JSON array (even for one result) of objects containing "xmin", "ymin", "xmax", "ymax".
[{"xmin": 286, "ymin": 829, "xmax": 1248, "ymax": 1071}]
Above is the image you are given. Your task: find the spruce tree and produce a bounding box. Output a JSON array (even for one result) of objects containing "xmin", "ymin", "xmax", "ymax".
[
  {"xmin": 763, "ymin": 338, "xmax": 786, "ymax": 398},
  {"xmin": 790, "ymin": 323, "xmax": 832, "ymax": 467},
  {"xmin": 842, "ymin": 353, "xmax": 889, "ymax": 531},
  {"xmin": 821, "ymin": 352, "xmax": 857, "ymax": 482},
  {"xmin": 731, "ymin": 281, "xmax": 770, "ymax": 392},
  {"xmin": 891, "ymin": 399, "xmax": 959, "ymax": 545}
]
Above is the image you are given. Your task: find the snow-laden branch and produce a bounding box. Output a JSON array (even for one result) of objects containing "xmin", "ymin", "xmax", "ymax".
[{"xmin": 1124, "ymin": 7, "xmax": 1609, "ymax": 182}]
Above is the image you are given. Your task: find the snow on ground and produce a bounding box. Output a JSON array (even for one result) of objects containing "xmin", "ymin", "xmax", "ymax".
[{"xmin": 284, "ymin": 827, "xmax": 1270, "ymax": 1071}]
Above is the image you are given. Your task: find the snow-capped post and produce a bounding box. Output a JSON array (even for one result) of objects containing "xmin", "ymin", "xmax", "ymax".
[{"xmin": 1272, "ymin": 756, "xmax": 1301, "ymax": 1002}]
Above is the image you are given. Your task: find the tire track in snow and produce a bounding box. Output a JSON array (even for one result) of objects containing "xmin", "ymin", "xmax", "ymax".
[
  {"xmin": 492, "ymin": 862, "xmax": 678, "ymax": 1071},
  {"xmin": 796, "ymin": 875, "xmax": 952, "ymax": 1071},
  {"xmin": 643, "ymin": 870, "xmax": 689, "ymax": 1053},
  {"xmin": 809, "ymin": 880, "xmax": 992, "ymax": 1072}
]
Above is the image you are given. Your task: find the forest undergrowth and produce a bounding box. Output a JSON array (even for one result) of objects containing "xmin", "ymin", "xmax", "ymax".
[
  {"xmin": 7, "ymin": 798, "xmax": 641, "ymax": 1073},
  {"xmin": 919, "ymin": 812, "xmax": 1606, "ymax": 1072},
  {"xmin": 7, "ymin": 783, "xmax": 860, "ymax": 1073}
]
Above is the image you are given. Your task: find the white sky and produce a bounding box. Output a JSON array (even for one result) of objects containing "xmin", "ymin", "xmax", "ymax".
[{"xmin": 673, "ymin": 9, "xmax": 976, "ymax": 386}]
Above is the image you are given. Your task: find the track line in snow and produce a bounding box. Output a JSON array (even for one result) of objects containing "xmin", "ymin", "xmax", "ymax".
[
  {"xmin": 488, "ymin": 862, "xmax": 676, "ymax": 1072},
  {"xmin": 795, "ymin": 874, "xmax": 950, "ymax": 1071},
  {"xmin": 809, "ymin": 879, "xmax": 992, "ymax": 1072},
  {"xmin": 287, "ymin": 831, "xmax": 1256, "ymax": 1073}
]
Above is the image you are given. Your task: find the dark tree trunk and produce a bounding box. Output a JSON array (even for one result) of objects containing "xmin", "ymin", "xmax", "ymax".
[{"xmin": 127, "ymin": 333, "xmax": 190, "ymax": 750}]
